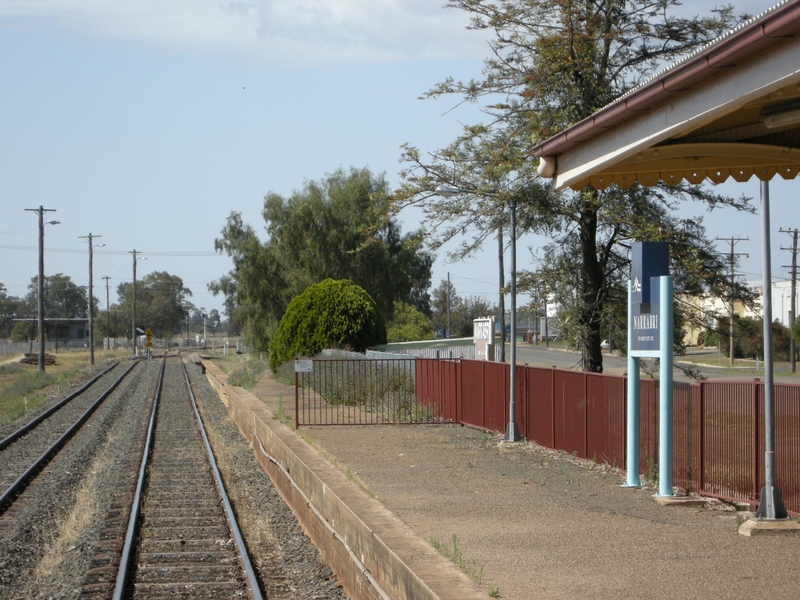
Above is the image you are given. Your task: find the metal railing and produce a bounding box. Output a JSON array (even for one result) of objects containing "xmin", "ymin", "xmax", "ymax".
[{"xmin": 295, "ymin": 358, "xmax": 447, "ymax": 427}]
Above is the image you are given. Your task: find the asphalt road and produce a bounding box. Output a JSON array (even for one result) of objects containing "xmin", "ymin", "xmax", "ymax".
[{"xmin": 511, "ymin": 343, "xmax": 800, "ymax": 384}]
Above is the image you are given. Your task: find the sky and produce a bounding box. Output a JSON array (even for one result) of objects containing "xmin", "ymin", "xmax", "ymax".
[{"xmin": 0, "ymin": 0, "xmax": 795, "ymax": 321}]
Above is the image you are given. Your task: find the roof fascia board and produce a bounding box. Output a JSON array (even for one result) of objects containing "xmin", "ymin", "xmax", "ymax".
[{"xmin": 552, "ymin": 35, "xmax": 800, "ymax": 191}]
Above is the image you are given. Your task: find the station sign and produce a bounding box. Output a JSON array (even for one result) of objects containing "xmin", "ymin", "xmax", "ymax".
[
  {"xmin": 630, "ymin": 242, "xmax": 669, "ymax": 354},
  {"xmin": 473, "ymin": 317, "xmax": 495, "ymax": 361}
]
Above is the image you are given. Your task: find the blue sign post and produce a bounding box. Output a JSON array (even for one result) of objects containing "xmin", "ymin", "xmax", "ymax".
[{"xmin": 625, "ymin": 242, "xmax": 674, "ymax": 497}]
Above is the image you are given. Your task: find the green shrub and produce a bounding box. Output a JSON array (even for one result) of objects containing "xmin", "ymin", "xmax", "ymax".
[{"xmin": 269, "ymin": 279, "xmax": 386, "ymax": 371}]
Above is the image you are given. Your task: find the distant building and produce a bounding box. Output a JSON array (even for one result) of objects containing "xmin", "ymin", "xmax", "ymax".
[{"xmin": 12, "ymin": 317, "xmax": 91, "ymax": 344}]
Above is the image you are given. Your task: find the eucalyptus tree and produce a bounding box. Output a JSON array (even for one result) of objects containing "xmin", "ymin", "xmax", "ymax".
[
  {"xmin": 212, "ymin": 167, "xmax": 434, "ymax": 354},
  {"xmin": 395, "ymin": 0, "xmax": 753, "ymax": 372}
]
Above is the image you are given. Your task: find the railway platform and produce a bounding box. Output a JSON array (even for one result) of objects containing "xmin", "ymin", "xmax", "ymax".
[{"xmin": 202, "ymin": 359, "xmax": 800, "ymax": 600}]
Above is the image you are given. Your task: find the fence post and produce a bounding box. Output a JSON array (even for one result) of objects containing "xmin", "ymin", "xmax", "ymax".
[
  {"xmin": 295, "ymin": 369, "xmax": 299, "ymax": 430},
  {"xmin": 584, "ymin": 372, "xmax": 589, "ymax": 459},
  {"xmin": 753, "ymin": 379, "xmax": 760, "ymax": 504},
  {"xmin": 698, "ymin": 380, "xmax": 705, "ymax": 495}
]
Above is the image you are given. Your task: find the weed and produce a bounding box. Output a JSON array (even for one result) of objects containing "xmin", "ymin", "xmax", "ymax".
[
  {"xmin": 489, "ymin": 586, "xmax": 501, "ymax": 598},
  {"xmin": 557, "ymin": 466, "xmax": 573, "ymax": 484},
  {"xmin": 527, "ymin": 470, "xmax": 544, "ymax": 485},
  {"xmin": 480, "ymin": 432, "xmax": 491, "ymax": 448},
  {"xmin": 429, "ymin": 534, "xmax": 484, "ymax": 584},
  {"xmin": 227, "ymin": 359, "xmax": 267, "ymax": 390},
  {"xmin": 273, "ymin": 395, "xmax": 293, "ymax": 428}
]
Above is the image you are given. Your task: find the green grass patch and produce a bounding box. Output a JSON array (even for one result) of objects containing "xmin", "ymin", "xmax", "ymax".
[{"xmin": 0, "ymin": 351, "xmax": 102, "ymax": 426}]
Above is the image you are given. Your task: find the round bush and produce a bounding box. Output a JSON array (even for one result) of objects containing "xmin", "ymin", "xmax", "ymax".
[{"xmin": 269, "ymin": 279, "xmax": 386, "ymax": 371}]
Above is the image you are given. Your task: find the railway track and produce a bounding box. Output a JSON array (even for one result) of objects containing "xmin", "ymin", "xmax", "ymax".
[
  {"xmin": 113, "ymin": 356, "xmax": 262, "ymax": 599},
  {"xmin": 0, "ymin": 359, "xmax": 139, "ymax": 513}
]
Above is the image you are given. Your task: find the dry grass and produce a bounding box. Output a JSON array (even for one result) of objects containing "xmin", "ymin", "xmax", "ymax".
[{"xmin": 33, "ymin": 448, "xmax": 110, "ymax": 581}]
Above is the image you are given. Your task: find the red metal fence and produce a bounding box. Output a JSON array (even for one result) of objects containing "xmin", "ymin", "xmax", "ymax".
[{"xmin": 415, "ymin": 357, "xmax": 800, "ymax": 515}]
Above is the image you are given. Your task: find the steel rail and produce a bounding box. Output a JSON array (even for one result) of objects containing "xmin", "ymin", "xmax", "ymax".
[
  {"xmin": 113, "ymin": 354, "xmax": 166, "ymax": 600},
  {"xmin": 0, "ymin": 360, "xmax": 139, "ymax": 512},
  {"xmin": 0, "ymin": 360, "xmax": 120, "ymax": 452},
  {"xmin": 180, "ymin": 359, "xmax": 264, "ymax": 600}
]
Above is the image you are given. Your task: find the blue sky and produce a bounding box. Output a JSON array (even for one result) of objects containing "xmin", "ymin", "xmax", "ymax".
[{"xmin": 0, "ymin": 0, "xmax": 794, "ymax": 319}]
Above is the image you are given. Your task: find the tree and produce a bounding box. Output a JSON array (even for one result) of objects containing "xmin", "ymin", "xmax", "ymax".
[
  {"xmin": 386, "ymin": 301, "xmax": 433, "ymax": 342},
  {"xmin": 213, "ymin": 167, "xmax": 434, "ymax": 353},
  {"xmin": 430, "ymin": 279, "xmax": 497, "ymax": 338},
  {"xmin": 114, "ymin": 271, "xmax": 192, "ymax": 339},
  {"xmin": 269, "ymin": 279, "xmax": 386, "ymax": 371},
  {"xmin": 23, "ymin": 274, "xmax": 93, "ymax": 319},
  {"xmin": 0, "ymin": 283, "xmax": 23, "ymax": 338},
  {"xmin": 395, "ymin": 0, "xmax": 752, "ymax": 372}
]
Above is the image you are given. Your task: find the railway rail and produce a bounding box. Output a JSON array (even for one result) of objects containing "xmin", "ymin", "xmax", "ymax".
[
  {"xmin": 0, "ymin": 359, "xmax": 139, "ymax": 513},
  {"xmin": 113, "ymin": 356, "xmax": 262, "ymax": 599}
]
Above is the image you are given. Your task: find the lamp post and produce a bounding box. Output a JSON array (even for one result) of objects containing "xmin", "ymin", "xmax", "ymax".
[
  {"xmin": 129, "ymin": 250, "xmax": 147, "ymax": 356},
  {"xmin": 435, "ymin": 184, "xmax": 521, "ymax": 441},
  {"xmin": 79, "ymin": 234, "xmax": 104, "ymax": 365},
  {"xmin": 24, "ymin": 206, "xmax": 58, "ymax": 372}
]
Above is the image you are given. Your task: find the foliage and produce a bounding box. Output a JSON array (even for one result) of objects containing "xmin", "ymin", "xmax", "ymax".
[
  {"xmin": 227, "ymin": 359, "xmax": 268, "ymax": 390},
  {"xmin": 113, "ymin": 271, "xmax": 192, "ymax": 339},
  {"xmin": 9, "ymin": 320, "xmax": 32, "ymax": 343},
  {"xmin": 717, "ymin": 317, "xmax": 793, "ymax": 361},
  {"xmin": 394, "ymin": 0, "xmax": 751, "ymax": 372},
  {"xmin": 268, "ymin": 279, "xmax": 386, "ymax": 371},
  {"xmin": 213, "ymin": 167, "xmax": 434, "ymax": 353},
  {"xmin": 0, "ymin": 283, "xmax": 23, "ymax": 338},
  {"xmin": 22, "ymin": 274, "xmax": 95, "ymax": 319},
  {"xmin": 386, "ymin": 301, "xmax": 433, "ymax": 342},
  {"xmin": 431, "ymin": 279, "xmax": 497, "ymax": 338}
]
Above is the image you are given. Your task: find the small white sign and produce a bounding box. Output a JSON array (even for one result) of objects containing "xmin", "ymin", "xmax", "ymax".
[{"xmin": 294, "ymin": 358, "xmax": 314, "ymax": 373}]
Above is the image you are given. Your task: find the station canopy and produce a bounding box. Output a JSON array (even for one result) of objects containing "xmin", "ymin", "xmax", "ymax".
[{"xmin": 533, "ymin": 0, "xmax": 800, "ymax": 191}]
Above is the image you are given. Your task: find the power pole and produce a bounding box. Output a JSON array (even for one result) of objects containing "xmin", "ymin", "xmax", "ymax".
[
  {"xmin": 780, "ymin": 228, "xmax": 799, "ymax": 373},
  {"xmin": 102, "ymin": 276, "xmax": 111, "ymax": 350},
  {"xmin": 497, "ymin": 227, "xmax": 505, "ymax": 362},
  {"xmin": 79, "ymin": 234, "xmax": 101, "ymax": 366},
  {"xmin": 129, "ymin": 250, "xmax": 146, "ymax": 356},
  {"xmin": 717, "ymin": 236, "xmax": 749, "ymax": 364},
  {"xmin": 25, "ymin": 206, "xmax": 57, "ymax": 373}
]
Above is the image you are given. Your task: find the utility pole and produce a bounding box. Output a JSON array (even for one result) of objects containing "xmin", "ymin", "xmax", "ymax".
[
  {"xmin": 129, "ymin": 250, "xmax": 146, "ymax": 356},
  {"xmin": 780, "ymin": 228, "xmax": 799, "ymax": 373},
  {"xmin": 79, "ymin": 234, "xmax": 101, "ymax": 365},
  {"xmin": 25, "ymin": 206, "xmax": 57, "ymax": 373},
  {"xmin": 102, "ymin": 276, "xmax": 111, "ymax": 350},
  {"xmin": 716, "ymin": 236, "xmax": 749, "ymax": 364}
]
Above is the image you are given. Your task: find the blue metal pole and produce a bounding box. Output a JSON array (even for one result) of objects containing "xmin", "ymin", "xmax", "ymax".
[
  {"xmin": 658, "ymin": 276, "xmax": 674, "ymax": 497},
  {"xmin": 625, "ymin": 280, "xmax": 641, "ymax": 487}
]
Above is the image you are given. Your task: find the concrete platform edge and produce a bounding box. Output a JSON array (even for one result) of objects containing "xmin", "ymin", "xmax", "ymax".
[{"xmin": 201, "ymin": 360, "xmax": 484, "ymax": 600}]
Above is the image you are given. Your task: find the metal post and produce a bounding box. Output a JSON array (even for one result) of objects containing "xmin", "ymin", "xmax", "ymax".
[
  {"xmin": 625, "ymin": 280, "xmax": 641, "ymax": 487},
  {"xmin": 132, "ymin": 250, "xmax": 138, "ymax": 356},
  {"xmin": 755, "ymin": 180, "xmax": 788, "ymax": 519},
  {"xmin": 504, "ymin": 196, "xmax": 521, "ymax": 442},
  {"xmin": 658, "ymin": 276, "xmax": 674, "ymax": 497},
  {"xmin": 103, "ymin": 276, "xmax": 111, "ymax": 350}
]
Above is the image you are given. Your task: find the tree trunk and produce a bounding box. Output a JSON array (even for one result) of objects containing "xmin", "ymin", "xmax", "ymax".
[{"xmin": 579, "ymin": 202, "xmax": 604, "ymax": 373}]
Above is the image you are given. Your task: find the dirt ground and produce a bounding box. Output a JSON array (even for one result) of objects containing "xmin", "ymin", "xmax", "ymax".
[{"xmin": 249, "ymin": 371, "xmax": 800, "ymax": 600}]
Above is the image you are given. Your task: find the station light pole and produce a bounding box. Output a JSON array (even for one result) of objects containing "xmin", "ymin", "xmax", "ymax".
[
  {"xmin": 25, "ymin": 206, "xmax": 58, "ymax": 372},
  {"xmin": 435, "ymin": 184, "xmax": 521, "ymax": 441}
]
